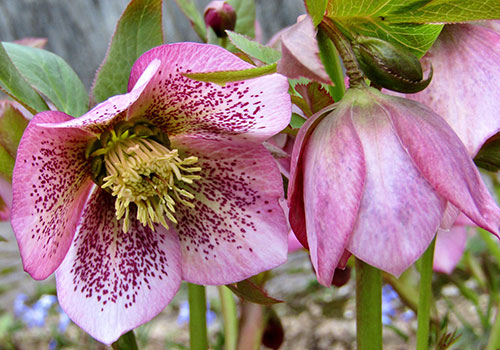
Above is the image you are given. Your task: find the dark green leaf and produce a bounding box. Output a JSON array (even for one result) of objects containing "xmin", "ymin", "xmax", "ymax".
[
  {"xmin": 0, "ymin": 101, "xmax": 29, "ymax": 157},
  {"xmin": 295, "ymin": 82, "xmax": 335, "ymax": 114},
  {"xmin": 183, "ymin": 63, "xmax": 277, "ymax": 85},
  {"xmin": 172, "ymin": 0, "xmax": 207, "ymax": 41},
  {"xmin": 0, "ymin": 145, "xmax": 14, "ymax": 179},
  {"xmin": 226, "ymin": 279, "xmax": 282, "ymax": 305},
  {"xmin": 474, "ymin": 133, "xmax": 500, "ymax": 172},
  {"xmin": 227, "ymin": 31, "xmax": 281, "ymax": 64},
  {"xmin": 3, "ymin": 42, "xmax": 88, "ymax": 117},
  {"xmin": 290, "ymin": 113, "xmax": 307, "ymax": 129},
  {"xmin": 305, "ymin": 0, "xmax": 328, "ymax": 26},
  {"xmin": 91, "ymin": 0, "xmax": 163, "ymax": 104},
  {"xmin": 0, "ymin": 43, "xmax": 48, "ymax": 114}
]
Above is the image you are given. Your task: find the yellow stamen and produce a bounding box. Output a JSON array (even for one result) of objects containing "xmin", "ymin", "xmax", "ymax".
[{"xmin": 101, "ymin": 137, "xmax": 201, "ymax": 232}]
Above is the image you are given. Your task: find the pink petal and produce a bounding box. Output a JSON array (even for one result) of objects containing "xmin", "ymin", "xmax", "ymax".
[
  {"xmin": 433, "ymin": 226, "xmax": 468, "ymax": 274},
  {"xmin": 407, "ymin": 24, "xmax": 500, "ymax": 156},
  {"xmin": 302, "ymin": 103, "xmax": 365, "ymax": 286},
  {"xmin": 56, "ymin": 188, "xmax": 182, "ymax": 345},
  {"xmin": 384, "ymin": 93, "xmax": 500, "ymax": 237},
  {"xmin": 127, "ymin": 43, "xmax": 291, "ymax": 142},
  {"xmin": 347, "ymin": 88, "xmax": 447, "ymax": 276},
  {"xmin": 52, "ymin": 59, "xmax": 161, "ymax": 133},
  {"xmin": 288, "ymin": 105, "xmax": 336, "ymax": 249},
  {"xmin": 11, "ymin": 111, "xmax": 94, "ymax": 280},
  {"xmin": 277, "ymin": 15, "xmax": 332, "ymax": 84},
  {"xmin": 171, "ymin": 136, "xmax": 288, "ymax": 284}
]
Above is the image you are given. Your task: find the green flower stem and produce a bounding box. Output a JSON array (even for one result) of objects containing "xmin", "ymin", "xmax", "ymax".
[
  {"xmin": 111, "ymin": 331, "xmax": 139, "ymax": 350},
  {"xmin": 319, "ymin": 17, "xmax": 364, "ymax": 88},
  {"xmin": 486, "ymin": 301, "xmax": 500, "ymax": 350},
  {"xmin": 218, "ymin": 285, "xmax": 238, "ymax": 350},
  {"xmin": 188, "ymin": 283, "xmax": 209, "ymax": 350},
  {"xmin": 478, "ymin": 228, "xmax": 500, "ymax": 266},
  {"xmin": 355, "ymin": 258, "xmax": 382, "ymax": 350},
  {"xmin": 317, "ymin": 27, "xmax": 345, "ymax": 101},
  {"xmin": 416, "ymin": 238, "xmax": 436, "ymax": 350}
]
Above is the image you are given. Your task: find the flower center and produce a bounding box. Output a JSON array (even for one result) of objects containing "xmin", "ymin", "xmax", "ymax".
[{"xmin": 86, "ymin": 120, "xmax": 201, "ymax": 232}]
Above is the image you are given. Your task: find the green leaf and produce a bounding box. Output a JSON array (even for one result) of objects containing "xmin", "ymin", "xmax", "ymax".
[
  {"xmin": 0, "ymin": 145, "xmax": 14, "ymax": 179},
  {"xmin": 388, "ymin": 0, "xmax": 500, "ymax": 23},
  {"xmin": 172, "ymin": 0, "xmax": 207, "ymax": 41},
  {"xmin": 227, "ymin": 31, "xmax": 281, "ymax": 64},
  {"xmin": 0, "ymin": 43, "xmax": 48, "ymax": 114},
  {"xmin": 226, "ymin": 279, "xmax": 282, "ymax": 305},
  {"xmin": 3, "ymin": 42, "xmax": 88, "ymax": 117},
  {"xmin": 227, "ymin": 0, "xmax": 256, "ymax": 38},
  {"xmin": 0, "ymin": 235, "xmax": 6, "ymax": 242},
  {"xmin": 290, "ymin": 113, "xmax": 307, "ymax": 129},
  {"xmin": 91, "ymin": 0, "xmax": 163, "ymax": 104},
  {"xmin": 0, "ymin": 102, "xmax": 29, "ymax": 156},
  {"xmin": 326, "ymin": 1, "xmax": 443, "ymax": 57},
  {"xmin": 183, "ymin": 63, "xmax": 277, "ymax": 85},
  {"xmin": 474, "ymin": 133, "xmax": 500, "ymax": 172},
  {"xmin": 305, "ymin": 0, "xmax": 328, "ymax": 26}
]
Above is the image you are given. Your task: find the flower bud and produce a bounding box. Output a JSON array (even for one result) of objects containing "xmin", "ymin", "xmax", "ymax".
[
  {"xmin": 352, "ymin": 36, "xmax": 432, "ymax": 93},
  {"xmin": 203, "ymin": 1, "xmax": 237, "ymax": 38},
  {"xmin": 332, "ymin": 266, "xmax": 351, "ymax": 287}
]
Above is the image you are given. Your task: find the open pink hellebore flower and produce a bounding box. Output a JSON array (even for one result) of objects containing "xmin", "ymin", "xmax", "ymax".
[
  {"xmin": 11, "ymin": 43, "xmax": 290, "ymax": 344},
  {"xmin": 288, "ymin": 86, "xmax": 500, "ymax": 286}
]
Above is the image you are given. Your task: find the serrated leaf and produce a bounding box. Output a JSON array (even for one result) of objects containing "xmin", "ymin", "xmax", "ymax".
[
  {"xmin": 326, "ymin": 1, "xmax": 443, "ymax": 57},
  {"xmin": 172, "ymin": 0, "xmax": 207, "ymax": 41},
  {"xmin": 295, "ymin": 82, "xmax": 335, "ymax": 114},
  {"xmin": 227, "ymin": 0, "xmax": 256, "ymax": 38},
  {"xmin": 227, "ymin": 31, "xmax": 281, "ymax": 64},
  {"xmin": 388, "ymin": 0, "xmax": 500, "ymax": 23},
  {"xmin": 3, "ymin": 42, "xmax": 88, "ymax": 117},
  {"xmin": 226, "ymin": 279, "xmax": 282, "ymax": 305},
  {"xmin": 305, "ymin": 0, "xmax": 328, "ymax": 26},
  {"xmin": 91, "ymin": 0, "xmax": 163, "ymax": 104},
  {"xmin": 184, "ymin": 63, "xmax": 277, "ymax": 85},
  {"xmin": 0, "ymin": 43, "xmax": 48, "ymax": 114}
]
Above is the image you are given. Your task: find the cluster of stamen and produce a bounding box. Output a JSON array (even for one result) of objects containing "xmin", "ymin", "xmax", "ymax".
[{"xmin": 85, "ymin": 120, "xmax": 201, "ymax": 232}]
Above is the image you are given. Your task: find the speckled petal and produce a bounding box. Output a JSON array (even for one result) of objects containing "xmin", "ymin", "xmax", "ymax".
[
  {"xmin": 407, "ymin": 24, "xmax": 500, "ymax": 156},
  {"xmin": 347, "ymin": 89, "xmax": 447, "ymax": 276},
  {"xmin": 433, "ymin": 226, "xmax": 468, "ymax": 274},
  {"xmin": 50, "ymin": 59, "xmax": 161, "ymax": 134},
  {"xmin": 171, "ymin": 136, "xmax": 288, "ymax": 284},
  {"xmin": 383, "ymin": 93, "xmax": 500, "ymax": 236},
  {"xmin": 56, "ymin": 188, "xmax": 182, "ymax": 345},
  {"xmin": 11, "ymin": 111, "xmax": 94, "ymax": 280},
  {"xmin": 127, "ymin": 43, "xmax": 291, "ymax": 142},
  {"xmin": 302, "ymin": 104, "xmax": 365, "ymax": 286}
]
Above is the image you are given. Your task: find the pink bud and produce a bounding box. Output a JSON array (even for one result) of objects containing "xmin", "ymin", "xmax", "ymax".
[{"xmin": 203, "ymin": 1, "xmax": 236, "ymax": 38}]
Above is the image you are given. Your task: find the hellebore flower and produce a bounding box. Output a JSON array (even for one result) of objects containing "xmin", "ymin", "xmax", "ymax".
[
  {"xmin": 12, "ymin": 43, "xmax": 290, "ymax": 343},
  {"xmin": 405, "ymin": 23, "xmax": 500, "ymax": 156},
  {"xmin": 288, "ymin": 86, "xmax": 500, "ymax": 286}
]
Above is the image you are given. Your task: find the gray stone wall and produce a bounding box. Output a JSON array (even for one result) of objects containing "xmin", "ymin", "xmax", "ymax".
[{"xmin": 0, "ymin": 0, "xmax": 304, "ymax": 88}]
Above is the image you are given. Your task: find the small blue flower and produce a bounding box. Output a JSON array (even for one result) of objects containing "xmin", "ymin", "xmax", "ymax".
[
  {"xmin": 176, "ymin": 300, "xmax": 216, "ymax": 326},
  {"xmin": 57, "ymin": 307, "xmax": 71, "ymax": 333},
  {"xmin": 13, "ymin": 293, "xmax": 28, "ymax": 317}
]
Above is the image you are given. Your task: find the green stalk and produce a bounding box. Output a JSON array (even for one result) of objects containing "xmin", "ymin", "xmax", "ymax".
[
  {"xmin": 416, "ymin": 238, "xmax": 436, "ymax": 350},
  {"xmin": 188, "ymin": 283, "xmax": 209, "ymax": 350},
  {"xmin": 111, "ymin": 331, "xmax": 139, "ymax": 350},
  {"xmin": 355, "ymin": 258, "xmax": 382, "ymax": 350},
  {"xmin": 316, "ymin": 27, "xmax": 345, "ymax": 101},
  {"xmin": 478, "ymin": 228, "xmax": 500, "ymax": 266},
  {"xmin": 218, "ymin": 285, "xmax": 238, "ymax": 350},
  {"xmin": 486, "ymin": 301, "xmax": 500, "ymax": 350}
]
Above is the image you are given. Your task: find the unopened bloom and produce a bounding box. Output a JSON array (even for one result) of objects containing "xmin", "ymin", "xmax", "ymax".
[
  {"xmin": 288, "ymin": 86, "xmax": 500, "ymax": 286},
  {"xmin": 12, "ymin": 43, "xmax": 290, "ymax": 343},
  {"xmin": 204, "ymin": 1, "xmax": 236, "ymax": 38}
]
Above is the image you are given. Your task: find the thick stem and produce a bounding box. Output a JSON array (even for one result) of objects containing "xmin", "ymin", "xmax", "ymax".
[
  {"xmin": 218, "ymin": 286, "xmax": 238, "ymax": 350},
  {"xmin": 416, "ymin": 238, "xmax": 436, "ymax": 350},
  {"xmin": 319, "ymin": 17, "xmax": 364, "ymax": 88},
  {"xmin": 188, "ymin": 283, "xmax": 209, "ymax": 350},
  {"xmin": 111, "ymin": 331, "xmax": 139, "ymax": 350},
  {"xmin": 355, "ymin": 258, "xmax": 382, "ymax": 350}
]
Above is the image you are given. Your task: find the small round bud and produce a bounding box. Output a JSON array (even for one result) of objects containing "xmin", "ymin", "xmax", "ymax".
[
  {"xmin": 203, "ymin": 1, "xmax": 236, "ymax": 38},
  {"xmin": 331, "ymin": 266, "xmax": 351, "ymax": 287},
  {"xmin": 352, "ymin": 36, "xmax": 432, "ymax": 93}
]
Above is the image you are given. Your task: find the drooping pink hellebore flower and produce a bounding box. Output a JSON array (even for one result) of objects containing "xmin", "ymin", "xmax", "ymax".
[
  {"xmin": 288, "ymin": 85, "xmax": 500, "ymax": 286},
  {"xmin": 11, "ymin": 43, "xmax": 291, "ymax": 344}
]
